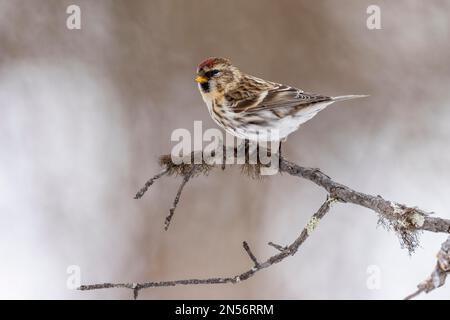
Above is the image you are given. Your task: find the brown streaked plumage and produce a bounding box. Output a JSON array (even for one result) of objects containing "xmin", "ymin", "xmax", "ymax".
[{"xmin": 196, "ymin": 57, "xmax": 368, "ymax": 142}]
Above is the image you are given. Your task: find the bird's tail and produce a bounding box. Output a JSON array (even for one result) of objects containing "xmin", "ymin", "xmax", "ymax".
[{"xmin": 332, "ymin": 94, "xmax": 369, "ymax": 102}]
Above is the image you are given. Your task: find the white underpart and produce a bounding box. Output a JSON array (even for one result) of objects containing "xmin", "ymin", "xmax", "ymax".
[{"xmin": 236, "ymin": 101, "xmax": 334, "ymax": 141}]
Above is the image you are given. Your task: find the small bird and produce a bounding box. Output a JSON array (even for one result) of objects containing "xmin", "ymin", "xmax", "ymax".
[{"xmin": 195, "ymin": 57, "xmax": 368, "ymax": 143}]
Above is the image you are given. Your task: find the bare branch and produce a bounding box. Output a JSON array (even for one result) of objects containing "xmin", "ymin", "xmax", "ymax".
[
  {"xmin": 405, "ymin": 235, "xmax": 450, "ymax": 299},
  {"xmin": 80, "ymin": 153, "xmax": 450, "ymax": 298},
  {"xmin": 79, "ymin": 198, "xmax": 333, "ymax": 297},
  {"xmin": 279, "ymin": 157, "xmax": 450, "ymax": 253},
  {"xmin": 136, "ymin": 155, "xmax": 450, "ymax": 240}
]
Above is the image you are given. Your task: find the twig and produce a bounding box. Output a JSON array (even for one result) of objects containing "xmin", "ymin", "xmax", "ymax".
[
  {"xmin": 404, "ymin": 288, "xmax": 425, "ymax": 300},
  {"xmin": 134, "ymin": 168, "xmax": 169, "ymax": 199},
  {"xmin": 79, "ymin": 198, "xmax": 333, "ymax": 298},
  {"xmin": 242, "ymin": 241, "xmax": 259, "ymax": 267},
  {"xmin": 405, "ymin": 235, "xmax": 450, "ymax": 299},
  {"xmin": 164, "ymin": 165, "xmax": 197, "ymax": 230},
  {"xmin": 268, "ymin": 242, "xmax": 287, "ymax": 252}
]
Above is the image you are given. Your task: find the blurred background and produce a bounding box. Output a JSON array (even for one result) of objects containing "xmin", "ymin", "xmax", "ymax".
[{"xmin": 1, "ymin": 0, "xmax": 450, "ymax": 299}]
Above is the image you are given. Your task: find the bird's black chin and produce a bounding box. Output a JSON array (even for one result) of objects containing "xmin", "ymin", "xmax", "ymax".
[{"xmin": 200, "ymin": 81, "xmax": 210, "ymax": 93}]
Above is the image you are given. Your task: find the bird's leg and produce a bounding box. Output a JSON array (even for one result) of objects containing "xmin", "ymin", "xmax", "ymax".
[
  {"xmin": 278, "ymin": 140, "xmax": 282, "ymax": 166},
  {"xmin": 278, "ymin": 138, "xmax": 287, "ymax": 167},
  {"xmin": 221, "ymin": 143, "xmax": 226, "ymax": 170},
  {"xmin": 244, "ymin": 139, "xmax": 250, "ymax": 164}
]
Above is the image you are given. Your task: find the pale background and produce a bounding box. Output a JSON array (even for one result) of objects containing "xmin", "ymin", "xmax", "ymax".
[{"xmin": 1, "ymin": 0, "xmax": 450, "ymax": 299}]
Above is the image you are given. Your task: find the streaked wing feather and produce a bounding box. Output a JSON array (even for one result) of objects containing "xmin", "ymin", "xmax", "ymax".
[{"xmin": 229, "ymin": 85, "xmax": 331, "ymax": 114}]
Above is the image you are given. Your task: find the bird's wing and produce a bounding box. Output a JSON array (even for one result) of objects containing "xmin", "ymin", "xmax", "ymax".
[{"xmin": 227, "ymin": 84, "xmax": 332, "ymax": 115}]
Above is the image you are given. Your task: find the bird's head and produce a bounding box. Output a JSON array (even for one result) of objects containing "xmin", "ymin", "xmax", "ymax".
[{"xmin": 195, "ymin": 57, "xmax": 241, "ymax": 95}]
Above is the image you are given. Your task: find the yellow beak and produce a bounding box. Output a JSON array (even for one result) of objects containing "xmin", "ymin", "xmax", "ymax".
[{"xmin": 195, "ymin": 76, "xmax": 208, "ymax": 84}]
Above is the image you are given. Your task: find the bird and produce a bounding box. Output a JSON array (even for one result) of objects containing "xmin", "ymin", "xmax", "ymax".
[{"xmin": 195, "ymin": 57, "xmax": 368, "ymax": 144}]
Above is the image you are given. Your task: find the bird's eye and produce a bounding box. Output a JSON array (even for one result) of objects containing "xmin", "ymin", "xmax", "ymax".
[{"xmin": 205, "ymin": 69, "xmax": 220, "ymax": 78}]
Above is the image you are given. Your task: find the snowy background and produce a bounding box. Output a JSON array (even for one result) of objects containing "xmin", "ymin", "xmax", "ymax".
[{"xmin": 1, "ymin": 0, "xmax": 450, "ymax": 299}]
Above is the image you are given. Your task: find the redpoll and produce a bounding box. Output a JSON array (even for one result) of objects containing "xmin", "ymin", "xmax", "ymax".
[{"xmin": 195, "ymin": 57, "xmax": 368, "ymax": 142}]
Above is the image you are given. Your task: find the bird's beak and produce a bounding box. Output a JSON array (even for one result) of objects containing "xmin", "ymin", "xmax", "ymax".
[{"xmin": 195, "ymin": 76, "xmax": 208, "ymax": 84}]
